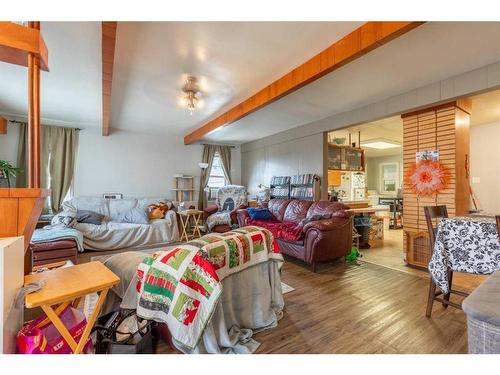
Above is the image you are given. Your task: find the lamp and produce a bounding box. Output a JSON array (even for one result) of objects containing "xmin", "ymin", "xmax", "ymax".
[
  {"xmin": 257, "ymin": 183, "xmax": 270, "ymax": 204},
  {"xmin": 182, "ymin": 76, "xmax": 202, "ymax": 115}
]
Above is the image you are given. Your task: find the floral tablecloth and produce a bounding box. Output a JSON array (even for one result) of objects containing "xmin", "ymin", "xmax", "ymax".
[{"xmin": 428, "ymin": 216, "xmax": 500, "ymax": 294}]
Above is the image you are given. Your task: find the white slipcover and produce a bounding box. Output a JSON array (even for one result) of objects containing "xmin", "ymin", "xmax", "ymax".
[{"xmin": 60, "ymin": 197, "xmax": 179, "ymax": 251}]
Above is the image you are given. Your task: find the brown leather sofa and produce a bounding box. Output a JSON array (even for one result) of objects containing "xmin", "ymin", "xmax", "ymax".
[{"xmin": 237, "ymin": 199, "xmax": 352, "ymax": 272}]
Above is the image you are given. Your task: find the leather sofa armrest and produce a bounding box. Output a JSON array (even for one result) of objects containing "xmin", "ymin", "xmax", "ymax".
[
  {"xmin": 203, "ymin": 204, "xmax": 219, "ymax": 219},
  {"xmin": 236, "ymin": 208, "xmax": 250, "ymax": 227},
  {"xmin": 230, "ymin": 204, "xmax": 247, "ymax": 225},
  {"xmin": 303, "ymin": 217, "xmax": 350, "ymax": 233}
]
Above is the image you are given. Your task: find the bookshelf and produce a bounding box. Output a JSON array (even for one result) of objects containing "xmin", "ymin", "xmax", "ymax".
[
  {"xmin": 171, "ymin": 176, "xmax": 195, "ymax": 202},
  {"xmin": 290, "ymin": 174, "xmax": 321, "ymax": 201},
  {"xmin": 270, "ymin": 176, "xmax": 291, "ymax": 199}
]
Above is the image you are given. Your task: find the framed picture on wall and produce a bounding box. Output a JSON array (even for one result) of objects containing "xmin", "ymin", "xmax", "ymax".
[{"xmin": 380, "ymin": 162, "xmax": 399, "ymax": 195}]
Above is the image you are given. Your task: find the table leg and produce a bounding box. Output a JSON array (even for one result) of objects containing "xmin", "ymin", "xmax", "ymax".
[
  {"xmin": 180, "ymin": 215, "xmax": 190, "ymax": 242},
  {"xmin": 41, "ymin": 288, "xmax": 109, "ymax": 354},
  {"xmin": 41, "ymin": 304, "xmax": 79, "ymax": 353},
  {"xmin": 192, "ymin": 214, "xmax": 201, "ymax": 238},
  {"xmin": 75, "ymin": 289, "xmax": 108, "ymax": 354}
]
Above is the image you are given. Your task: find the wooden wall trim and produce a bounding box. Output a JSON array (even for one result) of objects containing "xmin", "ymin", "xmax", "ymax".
[
  {"xmin": 0, "ymin": 21, "xmax": 49, "ymax": 71},
  {"xmin": 402, "ymin": 101, "xmax": 471, "ymax": 268},
  {"xmin": 102, "ymin": 22, "xmax": 117, "ymax": 136},
  {"xmin": 184, "ymin": 21, "xmax": 424, "ymax": 145},
  {"xmin": 0, "ymin": 116, "xmax": 7, "ymax": 135}
]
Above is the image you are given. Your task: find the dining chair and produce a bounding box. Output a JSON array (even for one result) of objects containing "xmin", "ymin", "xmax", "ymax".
[
  {"xmin": 424, "ymin": 205, "xmax": 468, "ymax": 317},
  {"xmin": 496, "ymin": 215, "xmax": 500, "ymax": 235}
]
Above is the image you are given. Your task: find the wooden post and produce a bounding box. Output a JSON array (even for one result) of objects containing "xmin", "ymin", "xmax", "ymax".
[
  {"xmin": 27, "ymin": 21, "xmax": 41, "ymax": 188},
  {"xmin": 402, "ymin": 100, "xmax": 471, "ymax": 268}
]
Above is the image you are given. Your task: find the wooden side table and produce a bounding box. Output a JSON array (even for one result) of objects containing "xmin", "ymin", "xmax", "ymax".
[
  {"xmin": 24, "ymin": 261, "xmax": 120, "ymax": 354},
  {"xmin": 178, "ymin": 209, "xmax": 203, "ymax": 242}
]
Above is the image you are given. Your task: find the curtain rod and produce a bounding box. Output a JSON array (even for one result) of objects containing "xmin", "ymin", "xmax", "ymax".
[
  {"xmin": 201, "ymin": 143, "xmax": 235, "ymax": 148},
  {"xmin": 8, "ymin": 119, "xmax": 82, "ymax": 131}
]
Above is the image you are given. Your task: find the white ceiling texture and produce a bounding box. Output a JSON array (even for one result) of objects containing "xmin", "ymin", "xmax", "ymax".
[{"xmin": 1, "ymin": 22, "xmax": 500, "ymax": 144}]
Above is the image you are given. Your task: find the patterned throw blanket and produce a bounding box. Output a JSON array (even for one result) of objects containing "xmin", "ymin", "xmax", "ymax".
[{"xmin": 135, "ymin": 226, "xmax": 283, "ymax": 350}]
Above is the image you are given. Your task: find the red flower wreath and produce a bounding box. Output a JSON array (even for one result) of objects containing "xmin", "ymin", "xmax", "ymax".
[{"xmin": 405, "ymin": 160, "xmax": 450, "ymax": 196}]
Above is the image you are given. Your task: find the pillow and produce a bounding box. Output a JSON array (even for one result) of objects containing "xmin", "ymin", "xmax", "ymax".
[
  {"xmin": 77, "ymin": 209, "xmax": 104, "ymax": 225},
  {"xmin": 247, "ymin": 208, "xmax": 274, "ymax": 221},
  {"xmin": 113, "ymin": 208, "xmax": 149, "ymax": 225},
  {"xmin": 300, "ymin": 213, "xmax": 331, "ymax": 226},
  {"xmin": 50, "ymin": 210, "xmax": 77, "ymax": 228},
  {"xmin": 148, "ymin": 202, "xmax": 168, "ymax": 220}
]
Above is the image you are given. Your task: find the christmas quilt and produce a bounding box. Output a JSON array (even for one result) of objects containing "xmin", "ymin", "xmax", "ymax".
[{"xmin": 135, "ymin": 226, "xmax": 283, "ymax": 350}]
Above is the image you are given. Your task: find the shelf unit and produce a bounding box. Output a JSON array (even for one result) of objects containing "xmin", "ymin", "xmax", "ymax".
[
  {"xmin": 171, "ymin": 176, "xmax": 195, "ymax": 202},
  {"xmin": 327, "ymin": 143, "xmax": 365, "ymax": 172},
  {"xmin": 290, "ymin": 174, "xmax": 321, "ymax": 201},
  {"xmin": 270, "ymin": 176, "xmax": 291, "ymax": 199}
]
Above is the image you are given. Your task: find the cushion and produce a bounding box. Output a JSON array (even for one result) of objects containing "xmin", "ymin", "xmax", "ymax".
[
  {"xmin": 62, "ymin": 197, "xmax": 110, "ymax": 217},
  {"xmin": 247, "ymin": 208, "xmax": 274, "ymax": 221},
  {"xmin": 108, "ymin": 198, "xmax": 138, "ymax": 220},
  {"xmin": 76, "ymin": 209, "xmax": 104, "ymax": 225},
  {"xmin": 300, "ymin": 213, "xmax": 331, "ymax": 226},
  {"xmin": 278, "ymin": 221, "xmax": 304, "ymax": 242},
  {"xmin": 148, "ymin": 201, "xmax": 175, "ymax": 220},
  {"xmin": 51, "ymin": 210, "xmax": 77, "ymax": 228},
  {"xmin": 113, "ymin": 208, "xmax": 149, "ymax": 225}
]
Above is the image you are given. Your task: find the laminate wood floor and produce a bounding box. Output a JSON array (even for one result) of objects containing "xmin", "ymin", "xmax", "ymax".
[{"xmin": 157, "ymin": 258, "xmax": 468, "ymax": 354}]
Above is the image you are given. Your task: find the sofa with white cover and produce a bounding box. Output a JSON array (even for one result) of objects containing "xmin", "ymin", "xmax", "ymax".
[{"xmin": 54, "ymin": 197, "xmax": 179, "ymax": 251}]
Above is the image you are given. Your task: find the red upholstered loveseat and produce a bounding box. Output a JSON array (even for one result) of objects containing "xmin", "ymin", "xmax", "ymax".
[{"xmin": 237, "ymin": 199, "xmax": 352, "ymax": 272}]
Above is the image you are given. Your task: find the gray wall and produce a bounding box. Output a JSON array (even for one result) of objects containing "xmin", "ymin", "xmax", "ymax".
[
  {"xmin": 0, "ymin": 124, "xmax": 242, "ymax": 199},
  {"xmin": 241, "ymin": 133, "xmax": 323, "ymax": 197}
]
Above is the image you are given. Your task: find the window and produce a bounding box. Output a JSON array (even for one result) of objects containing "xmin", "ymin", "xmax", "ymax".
[
  {"xmin": 380, "ymin": 162, "xmax": 399, "ymax": 195},
  {"xmin": 207, "ymin": 152, "xmax": 227, "ymax": 200}
]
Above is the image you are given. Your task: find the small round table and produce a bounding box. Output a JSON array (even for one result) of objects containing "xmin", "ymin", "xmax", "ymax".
[{"xmin": 178, "ymin": 209, "xmax": 204, "ymax": 242}]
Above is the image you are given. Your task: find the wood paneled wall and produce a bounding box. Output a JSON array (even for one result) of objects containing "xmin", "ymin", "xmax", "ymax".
[
  {"xmin": 0, "ymin": 117, "xmax": 6, "ymax": 134},
  {"xmin": 0, "ymin": 188, "xmax": 49, "ymax": 273},
  {"xmin": 402, "ymin": 101, "xmax": 471, "ymax": 268}
]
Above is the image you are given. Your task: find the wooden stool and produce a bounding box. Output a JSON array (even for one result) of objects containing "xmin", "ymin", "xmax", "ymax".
[{"xmin": 24, "ymin": 261, "xmax": 120, "ymax": 354}]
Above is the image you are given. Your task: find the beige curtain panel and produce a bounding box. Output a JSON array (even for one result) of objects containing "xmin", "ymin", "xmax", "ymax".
[
  {"xmin": 16, "ymin": 123, "xmax": 79, "ymax": 212},
  {"xmin": 217, "ymin": 145, "xmax": 232, "ymax": 185},
  {"xmin": 198, "ymin": 144, "xmax": 217, "ymax": 210}
]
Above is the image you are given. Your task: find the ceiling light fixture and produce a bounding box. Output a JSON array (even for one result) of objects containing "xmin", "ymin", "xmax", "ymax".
[
  {"xmin": 361, "ymin": 138, "xmax": 402, "ymax": 150},
  {"xmin": 181, "ymin": 76, "xmax": 202, "ymax": 115}
]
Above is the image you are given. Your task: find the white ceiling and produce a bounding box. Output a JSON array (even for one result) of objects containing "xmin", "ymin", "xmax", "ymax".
[
  {"xmin": 2, "ymin": 22, "xmax": 500, "ymax": 144},
  {"xmin": 0, "ymin": 21, "xmax": 362, "ymax": 133},
  {"xmin": 329, "ymin": 116, "xmax": 403, "ymax": 158},
  {"xmin": 206, "ymin": 22, "xmax": 500, "ymax": 144}
]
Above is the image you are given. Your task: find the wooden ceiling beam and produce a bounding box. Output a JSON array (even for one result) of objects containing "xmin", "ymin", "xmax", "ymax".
[
  {"xmin": 0, "ymin": 22, "xmax": 49, "ymax": 71},
  {"xmin": 184, "ymin": 21, "xmax": 424, "ymax": 145},
  {"xmin": 102, "ymin": 21, "xmax": 117, "ymax": 136}
]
